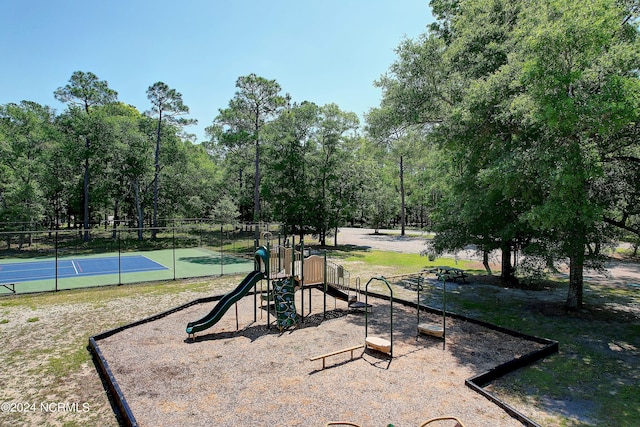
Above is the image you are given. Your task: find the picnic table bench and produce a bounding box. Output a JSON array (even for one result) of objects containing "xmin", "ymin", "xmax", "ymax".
[
  {"xmin": 427, "ymin": 266, "xmax": 467, "ymax": 283},
  {"xmin": 400, "ymin": 276, "xmax": 425, "ymax": 290}
]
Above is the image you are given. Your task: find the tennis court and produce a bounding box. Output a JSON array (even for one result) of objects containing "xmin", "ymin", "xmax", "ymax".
[
  {"xmin": 0, "ymin": 255, "xmax": 168, "ymax": 283},
  {"xmin": 0, "ymin": 248, "xmax": 254, "ymax": 294}
]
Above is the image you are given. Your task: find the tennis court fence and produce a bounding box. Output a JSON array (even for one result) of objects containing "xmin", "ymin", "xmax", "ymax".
[{"xmin": 0, "ymin": 222, "xmax": 277, "ymax": 294}]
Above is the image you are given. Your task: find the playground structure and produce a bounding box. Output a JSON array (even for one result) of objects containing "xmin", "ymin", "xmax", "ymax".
[
  {"xmin": 369, "ymin": 271, "xmax": 448, "ymax": 352},
  {"xmin": 326, "ymin": 417, "xmax": 466, "ymax": 427},
  {"xmin": 185, "ymin": 247, "xmax": 268, "ymax": 335},
  {"xmin": 185, "ymin": 233, "xmax": 449, "ymax": 361},
  {"xmin": 364, "ymin": 276, "xmax": 394, "ymax": 356},
  {"xmin": 186, "ymin": 233, "xmax": 359, "ymax": 337},
  {"xmin": 359, "ymin": 270, "xmax": 448, "ymax": 357},
  {"xmin": 417, "ymin": 271, "xmax": 447, "ymax": 349}
]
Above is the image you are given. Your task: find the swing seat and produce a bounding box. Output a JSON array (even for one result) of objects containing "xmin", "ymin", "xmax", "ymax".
[
  {"xmin": 418, "ymin": 323, "xmax": 444, "ymax": 338},
  {"xmin": 365, "ymin": 336, "xmax": 391, "ymax": 354}
]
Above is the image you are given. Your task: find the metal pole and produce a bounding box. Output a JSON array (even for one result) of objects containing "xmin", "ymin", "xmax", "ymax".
[
  {"xmin": 416, "ymin": 278, "xmax": 420, "ymax": 336},
  {"xmin": 443, "ymin": 275, "xmax": 447, "ymax": 351},
  {"xmin": 267, "ymin": 239, "xmax": 272, "ymax": 329},
  {"xmin": 54, "ymin": 231, "xmax": 58, "ymax": 292},
  {"xmin": 220, "ymin": 225, "xmax": 224, "ymax": 276},
  {"xmin": 389, "ymin": 278, "xmax": 394, "ymax": 358},
  {"xmin": 292, "ymin": 235, "xmax": 300, "ymax": 323},
  {"xmin": 323, "ymin": 250, "xmax": 327, "ymax": 318},
  {"xmin": 118, "ymin": 230, "xmax": 122, "ymax": 285},
  {"xmin": 172, "ymin": 226, "xmax": 176, "ymax": 280},
  {"xmin": 301, "ymin": 238, "xmax": 307, "ymax": 316}
]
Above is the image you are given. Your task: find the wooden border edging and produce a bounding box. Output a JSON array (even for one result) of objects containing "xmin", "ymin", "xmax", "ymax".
[
  {"xmin": 88, "ymin": 293, "xmax": 227, "ymax": 427},
  {"xmin": 365, "ymin": 290, "xmax": 559, "ymax": 427},
  {"xmin": 90, "ymin": 288, "xmax": 558, "ymax": 427},
  {"xmin": 88, "ymin": 337, "xmax": 138, "ymax": 427}
]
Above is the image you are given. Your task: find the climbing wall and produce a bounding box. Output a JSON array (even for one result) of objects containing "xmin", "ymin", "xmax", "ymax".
[{"xmin": 273, "ymin": 277, "xmax": 298, "ymax": 330}]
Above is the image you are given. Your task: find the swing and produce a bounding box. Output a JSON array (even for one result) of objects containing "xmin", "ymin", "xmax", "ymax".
[
  {"xmin": 364, "ymin": 276, "xmax": 393, "ymax": 356},
  {"xmin": 417, "ymin": 272, "xmax": 447, "ymax": 349}
]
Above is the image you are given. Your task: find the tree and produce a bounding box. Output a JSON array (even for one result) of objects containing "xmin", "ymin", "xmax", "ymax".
[
  {"xmin": 308, "ymin": 104, "xmax": 359, "ymax": 245},
  {"xmin": 54, "ymin": 71, "xmax": 117, "ymax": 241},
  {"xmin": 146, "ymin": 82, "xmax": 195, "ymax": 238},
  {"xmin": 99, "ymin": 103, "xmax": 153, "ymax": 240},
  {"xmin": 261, "ymin": 101, "xmax": 320, "ymax": 237},
  {"xmin": 209, "ymin": 74, "xmax": 286, "ymax": 242},
  {"xmin": 0, "ymin": 101, "xmax": 55, "ymax": 246},
  {"xmin": 513, "ymin": 0, "xmax": 640, "ymax": 308},
  {"xmin": 375, "ymin": 0, "xmax": 640, "ymax": 309},
  {"xmin": 372, "ymin": 0, "xmax": 524, "ymax": 283},
  {"xmin": 366, "ymin": 109, "xmax": 429, "ymax": 235}
]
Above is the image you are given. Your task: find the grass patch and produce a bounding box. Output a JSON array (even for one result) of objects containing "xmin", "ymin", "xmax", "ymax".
[
  {"xmin": 0, "ymin": 318, "xmax": 8, "ymax": 324},
  {"xmin": 468, "ymin": 278, "xmax": 640, "ymax": 426},
  {"xmin": 0, "ymin": 279, "xmax": 218, "ymax": 309},
  {"xmin": 339, "ymin": 250, "xmax": 476, "ymax": 272},
  {"xmin": 48, "ymin": 346, "xmax": 89, "ymax": 377},
  {"xmin": 26, "ymin": 317, "xmax": 39, "ymax": 323}
]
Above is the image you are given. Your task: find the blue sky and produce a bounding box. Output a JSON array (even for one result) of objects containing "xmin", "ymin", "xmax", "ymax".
[{"xmin": 1, "ymin": 1, "xmax": 434, "ymax": 142}]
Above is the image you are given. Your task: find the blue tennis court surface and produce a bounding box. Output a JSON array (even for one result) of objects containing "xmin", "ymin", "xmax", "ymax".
[{"xmin": 0, "ymin": 255, "xmax": 169, "ymax": 283}]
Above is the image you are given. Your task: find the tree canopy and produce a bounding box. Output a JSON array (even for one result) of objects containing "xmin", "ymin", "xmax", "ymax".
[{"xmin": 370, "ymin": 0, "xmax": 640, "ymax": 308}]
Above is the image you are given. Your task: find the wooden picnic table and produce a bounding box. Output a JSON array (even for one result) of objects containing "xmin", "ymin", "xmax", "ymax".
[{"xmin": 427, "ymin": 266, "xmax": 467, "ymax": 283}]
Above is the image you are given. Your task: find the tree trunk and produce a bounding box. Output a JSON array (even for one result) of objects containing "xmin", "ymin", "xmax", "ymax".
[
  {"xmin": 152, "ymin": 112, "xmax": 162, "ymax": 240},
  {"xmin": 253, "ymin": 137, "xmax": 261, "ymax": 245},
  {"xmin": 500, "ymin": 242, "xmax": 517, "ymax": 285},
  {"xmin": 483, "ymin": 249, "xmax": 492, "ymax": 274},
  {"xmin": 566, "ymin": 237, "xmax": 585, "ymax": 310},
  {"xmin": 83, "ymin": 137, "xmax": 90, "ymax": 242},
  {"xmin": 134, "ymin": 177, "xmax": 144, "ymax": 241}
]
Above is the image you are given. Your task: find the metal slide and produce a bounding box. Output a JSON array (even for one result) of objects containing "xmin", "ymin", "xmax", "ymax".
[{"xmin": 186, "ymin": 270, "xmax": 264, "ymax": 335}]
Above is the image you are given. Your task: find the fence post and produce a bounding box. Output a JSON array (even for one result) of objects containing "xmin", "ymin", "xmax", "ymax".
[
  {"xmin": 220, "ymin": 225, "xmax": 224, "ymax": 276},
  {"xmin": 118, "ymin": 230, "xmax": 122, "ymax": 285},
  {"xmin": 323, "ymin": 250, "xmax": 327, "ymax": 319},
  {"xmin": 55, "ymin": 231, "xmax": 59, "ymax": 292},
  {"xmin": 172, "ymin": 225, "xmax": 176, "ymax": 281}
]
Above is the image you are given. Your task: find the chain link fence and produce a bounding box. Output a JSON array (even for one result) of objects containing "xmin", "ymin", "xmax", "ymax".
[{"xmin": 0, "ymin": 221, "xmax": 280, "ymax": 294}]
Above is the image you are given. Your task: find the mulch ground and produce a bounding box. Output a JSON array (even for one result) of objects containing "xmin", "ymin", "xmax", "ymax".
[{"xmin": 96, "ymin": 288, "xmax": 544, "ymax": 427}]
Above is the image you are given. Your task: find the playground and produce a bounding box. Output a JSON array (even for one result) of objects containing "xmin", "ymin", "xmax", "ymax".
[
  {"xmin": 91, "ymin": 240, "xmax": 554, "ymax": 427},
  {"xmin": 95, "ymin": 288, "xmax": 546, "ymax": 427}
]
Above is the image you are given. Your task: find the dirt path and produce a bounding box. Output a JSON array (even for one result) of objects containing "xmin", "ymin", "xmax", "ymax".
[
  {"xmin": 336, "ymin": 227, "xmax": 640, "ymax": 288},
  {"xmin": 336, "ymin": 227, "xmax": 431, "ymax": 254}
]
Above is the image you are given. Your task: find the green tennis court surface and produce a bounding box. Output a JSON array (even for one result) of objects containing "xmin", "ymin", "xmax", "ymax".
[{"xmin": 0, "ymin": 248, "xmax": 253, "ymax": 294}]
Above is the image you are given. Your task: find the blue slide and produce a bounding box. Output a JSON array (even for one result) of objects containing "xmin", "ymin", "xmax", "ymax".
[{"xmin": 186, "ymin": 270, "xmax": 264, "ymax": 335}]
